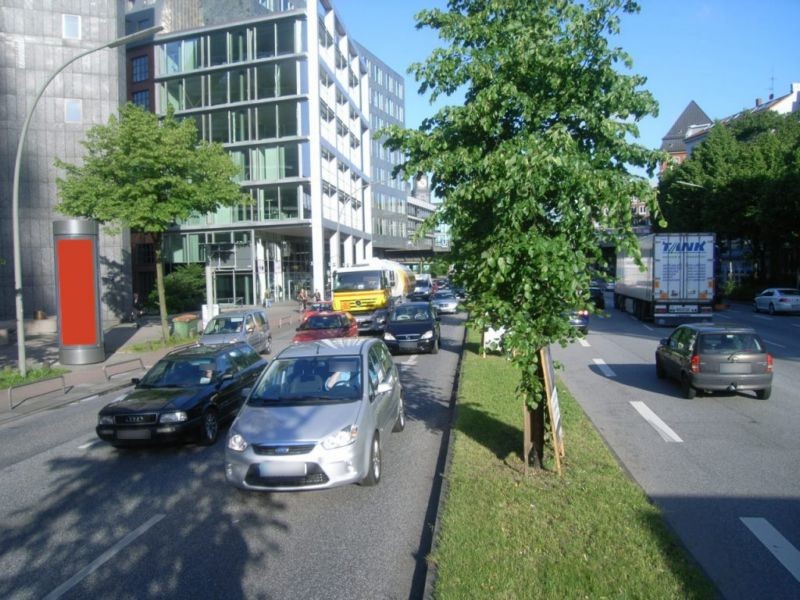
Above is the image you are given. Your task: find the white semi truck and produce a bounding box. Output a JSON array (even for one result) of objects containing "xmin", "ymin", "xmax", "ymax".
[{"xmin": 614, "ymin": 233, "xmax": 716, "ymax": 326}]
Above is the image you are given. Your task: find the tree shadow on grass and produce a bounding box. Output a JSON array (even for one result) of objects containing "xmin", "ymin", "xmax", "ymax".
[{"xmin": 455, "ymin": 402, "xmax": 523, "ymax": 462}]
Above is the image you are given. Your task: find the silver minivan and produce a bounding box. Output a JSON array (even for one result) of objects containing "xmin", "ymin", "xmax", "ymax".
[
  {"xmin": 200, "ymin": 308, "xmax": 272, "ymax": 354},
  {"xmin": 225, "ymin": 337, "xmax": 405, "ymax": 491}
]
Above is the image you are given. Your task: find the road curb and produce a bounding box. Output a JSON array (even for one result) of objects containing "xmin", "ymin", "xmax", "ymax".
[{"xmin": 421, "ymin": 319, "xmax": 468, "ymax": 599}]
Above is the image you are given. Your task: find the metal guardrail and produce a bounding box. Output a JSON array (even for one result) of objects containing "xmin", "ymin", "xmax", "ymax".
[
  {"xmin": 8, "ymin": 375, "xmax": 68, "ymax": 410},
  {"xmin": 103, "ymin": 358, "xmax": 145, "ymax": 381}
]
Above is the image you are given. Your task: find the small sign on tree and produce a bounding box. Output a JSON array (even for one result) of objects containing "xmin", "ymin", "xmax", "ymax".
[{"xmin": 523, "ymin": 345, "xmax": 565, "ymax": 474}]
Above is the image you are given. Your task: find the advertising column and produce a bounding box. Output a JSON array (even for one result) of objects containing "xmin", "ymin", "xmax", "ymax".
[{"xmin": 53, "ymin": 219, "xmax": 105, "ymax": 364}]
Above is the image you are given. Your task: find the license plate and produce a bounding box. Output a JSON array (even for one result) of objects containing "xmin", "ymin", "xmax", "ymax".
[
  {"xmin": 258, "ymin": 462, "xmax": 307, "ymax": 477},
  {"xmin": 669, "ymin": 304, "xmax": 699, "ymax": 313},
  {"xmin": 117, "ymin": 429, "xmax": 152, "ymax": 440},
  {"xmin": 719, "ymin": 363, "xmax": 751, "ymax": 374}
]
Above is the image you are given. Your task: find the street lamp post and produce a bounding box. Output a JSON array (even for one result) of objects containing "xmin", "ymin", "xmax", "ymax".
[{"xmin": 11, "ymin": 25, "xmax": 162, "ymax": 376}]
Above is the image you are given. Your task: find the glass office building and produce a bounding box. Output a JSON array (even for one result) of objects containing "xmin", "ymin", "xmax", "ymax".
[{"xmin": 150, "ymin": 0, "xmax": 372, "ymax": 303}]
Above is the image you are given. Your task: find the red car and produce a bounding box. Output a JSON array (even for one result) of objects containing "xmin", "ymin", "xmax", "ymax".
[{"xmin": 292, "ymin": 311, "xmax": 359, "ymax": 343}]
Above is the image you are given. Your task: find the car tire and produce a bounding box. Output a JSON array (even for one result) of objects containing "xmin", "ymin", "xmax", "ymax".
[
  {"xmin": 768, "ymin": 303, "xmax": 776, "ymax": 315},
  {"xmin": 392, "ymin": 397, "xmax": 406, "ymax": 432},
  {"xmin": 199, "ymin": 409, "xmax": 220, "ymax": 446},
  {"xmin": 681, "ymin": 374, "xmax": 697, "ymax": 399},
  {"xmin": 655, "ymin": 357, "xmax": 666, "ymax": 379},
  {"xmin": 756, "ymin": 387, "xmax": 771, "ymax": 400},
  {"xmin": 430, "ymin": 337, "xmax": 439, "ymax": 354},
  {"xmin": 361, "ymin": 434, "xmax": 381, "ymax": 486}
]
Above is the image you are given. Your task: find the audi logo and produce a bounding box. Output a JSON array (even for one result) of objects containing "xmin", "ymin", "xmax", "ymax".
[{"xmin": 125, "ymin": 415, "xmax": 146, "ymax": 423}]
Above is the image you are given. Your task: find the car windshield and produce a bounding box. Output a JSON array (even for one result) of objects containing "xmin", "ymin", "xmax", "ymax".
[
  {"xmin": 334, "ymin": 270, "xmax": 383, "ymax": 291},
  {"xmin": 299, "ymin": 315, "xmax": 341, "ymax": 330},
  {"xmin": 247, "ymin": 356, "xmax": 362, "ymax": 404},
  {"xmin": 433, "ymin": 292, "xmax": 454, "ymax": 300},
  {"xmin": 139, "ymin": 358, "xmax": 216, "ymax": 387},
  {"xmin": 204, "ymin": 316, "xmax": 243, "ymax": 334},
  {"xmin": 697, "ymin": 333, "xmax": 765, "ymax": 354},
  {"xmin": 391, "ymin": 306, "xmax": 433, "ymax": 321}
]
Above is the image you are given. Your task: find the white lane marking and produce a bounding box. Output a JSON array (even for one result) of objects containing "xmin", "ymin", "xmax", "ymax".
[
  {"xmin": 741, "ymin": 517, "xmax": 800, "ymax": 582},
  {"xmin": 592, "ymin": 358, "xmax": 616, "ymax": 378},
  {"xmin": 763, "ymin": 339, "xmax": 787, "ymax": 349},
  {"xmin": 403, "ymin": 355, "xmax": 418, "ymax": 366},
  {"xmin": 78, "ymin": 440, "xmax": 102, "ymax": 450},
  {"xmin": 641, "ymin": 323, "xmax": 653, "ymax": 331},
  {"xmin": 578, "ymin": 338, "xmax": 590, "ymax": 347},
  {"xmin": 44, "ymin": 514, "xmax": 165, "ymax": 600},
  {"xmin": 629, "ymin": 401, "xmax": 683, "ymax": 443},
  {"xmin": 79, "ymin": 394, "xmax": 99, "ymax": 403}
]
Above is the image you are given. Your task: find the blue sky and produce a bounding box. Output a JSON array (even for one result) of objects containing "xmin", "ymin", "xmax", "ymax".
[{"xmin": 333, "ymin": 0, "xmax": 799, "ymax": 158}]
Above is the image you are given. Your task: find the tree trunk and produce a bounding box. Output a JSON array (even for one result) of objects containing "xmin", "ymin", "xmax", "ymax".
[{"xmin": 153, "ymin": 233, "xmax": 169, "ymax": 341}]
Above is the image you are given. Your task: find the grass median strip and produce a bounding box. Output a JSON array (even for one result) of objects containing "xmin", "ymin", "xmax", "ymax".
[{"xmin": 430, "ymin": 330, "xmax": 715, "ymax": 599}]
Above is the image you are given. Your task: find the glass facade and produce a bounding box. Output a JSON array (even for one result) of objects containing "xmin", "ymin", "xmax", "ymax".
[{"xmin": 148, "ymin": 3, "xmax": 376, "ymax": 305}]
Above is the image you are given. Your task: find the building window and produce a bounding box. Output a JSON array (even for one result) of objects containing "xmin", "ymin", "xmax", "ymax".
[
  {"xmin": 65, "ymin": 99, "xmax": 82, "ymax": 123},
  {"xmin": 63, "ymin": 15, "xmax": 81, "ymax": 40},
  {"xmin": 132, "ymin": 90, "xmax": 150, "ymax": 110},
  {"xmin": 131, "ymin": 56, "xmax": 149, "ymax": 82}
]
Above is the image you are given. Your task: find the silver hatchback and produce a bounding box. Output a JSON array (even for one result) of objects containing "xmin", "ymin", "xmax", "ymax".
[
  {"xmin": 200, "ymin": 308, "xmax": 272, "ymax": 354},
  {"xmin": 655, "ymin": 323, "xmax": 773, "ymax": 399},
  {"xmin": 225, "ymin": 338, "xmax": 405, "ymax": 491}
]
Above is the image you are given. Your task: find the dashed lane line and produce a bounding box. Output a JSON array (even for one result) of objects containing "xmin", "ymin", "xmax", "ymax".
[
  {"xmin": 629, "ymin": 401, "xmax": 683, "ymax": 443},
  {"xmin": 592, "ymin": 358, "xmax": 616, "ymax": 378},
  {"xmin": 741, "ymin": 517, "xmax": 800, "ymax": 583},
  {"xmin": 578, "ymin": 339, "xmax": 590, "ymax": 347},
  {"xmin": 44, "ymin": 514, "xmax": 166, "ymax": 600},
  {"xmin": 763, "ymin": 339, "xmax": 787, "ymax": 349}
]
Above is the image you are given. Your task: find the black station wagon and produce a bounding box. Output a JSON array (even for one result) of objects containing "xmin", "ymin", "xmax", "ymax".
[
  {"xmin": 655, "ymin": 323, "xmax": 773, "ymax": 400},
  {"xmin": 97, "ymin": 342, "xmax": 267, "ymax": 447}
]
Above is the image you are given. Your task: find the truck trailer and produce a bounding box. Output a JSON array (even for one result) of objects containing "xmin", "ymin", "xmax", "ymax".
[{"xmin": 614, "ymin": 233, "xmax": 715, "ymax": 325}]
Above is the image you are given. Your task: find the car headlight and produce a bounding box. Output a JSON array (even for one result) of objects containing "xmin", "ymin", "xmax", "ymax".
[
  {"xmin": 321, "ymin": 425, "xmax": 359, "ymax": 450},
  {"xmin": 420, "ymin": 330, "xmax": 434, "ymax": 340},
  {"xmin": 159, "ymin": 411, "xmax": 188, "ymax": 424},
  {"xmin": 98, "ymin": 415, "xmax": 114, "ymax": 425},
  {"xmin": 227, "ymin": 433, "xmax": 248, "ymax": 452},
  {"xmin": 383, "ymin": 331, "xmax": 396, "ymax": 341}
]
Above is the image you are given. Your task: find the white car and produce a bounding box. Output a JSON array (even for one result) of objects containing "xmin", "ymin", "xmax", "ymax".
[
  {"xmin": 753, "ymin": 288, "xmax": 800, "ymax": 314},
  {"xmin": 431, "ymin": 291, "xmax": 459, "ymax": 314}
]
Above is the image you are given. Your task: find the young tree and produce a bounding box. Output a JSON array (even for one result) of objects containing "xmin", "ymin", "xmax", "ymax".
[
  {"xmin": 55, "ymin": 103, "xmax": 246, "ymax": 340},
  {"xmin": 384, "ymin": 0, "xmax": 663, "ymax": 466}
]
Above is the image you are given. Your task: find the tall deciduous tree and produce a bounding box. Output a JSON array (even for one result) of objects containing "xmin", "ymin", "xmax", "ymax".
[
  {"xmin": 385, "ymin": 0, "xmax": 663, "ymax": 465},
  {"xmin": 55, "ymin": 103, "xmax": 246, "ymax": 340},
  {"xmin": 659, "ymin": 110, "xmax": 800, "ymax": 283}
]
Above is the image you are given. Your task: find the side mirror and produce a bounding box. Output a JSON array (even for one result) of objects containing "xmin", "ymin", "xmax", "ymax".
[
  {"xmin": 221, "ymin": 373, "xmax": 234, "ymax": 382},
  {"xmin": 659, "ymin": 338, "xmax": 668, "ymax": 347},
  {"xmin": 131, "ymin": 377, "xmax": 140, "ymax": 385},
  {"xmin": 376, "ymin": 381, "xmax": 393, "ymax": 395},
  {"xmin": 241, "ymin": 387, "xmax": 251, "ymax": 399},
  {"xmin": 246, "ymin": 326, "xmax": 255, "ymax": 333}
]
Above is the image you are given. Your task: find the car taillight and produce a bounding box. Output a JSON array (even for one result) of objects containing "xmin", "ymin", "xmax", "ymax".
[
  {"xmin": 690, "ymin": 354, "xmax": 701, "ymax": 374},
  {"xmin": 767, "ymin": 354, "xmax": 773, "ymax": 373}
]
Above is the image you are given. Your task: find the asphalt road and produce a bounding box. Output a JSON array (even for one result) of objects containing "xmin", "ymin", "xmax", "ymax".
[
  {"xmin": 0, "ymin": 313, "xmax": 466, "ymax": 600},
  {"xmin": 553, "ymin": 295, "xmax": 800, "ymax": 600}
]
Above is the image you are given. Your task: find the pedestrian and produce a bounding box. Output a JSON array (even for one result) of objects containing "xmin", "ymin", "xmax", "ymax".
[{"xmin": 298, "ymin": 288, "xmax": 308, "ymax": 312}]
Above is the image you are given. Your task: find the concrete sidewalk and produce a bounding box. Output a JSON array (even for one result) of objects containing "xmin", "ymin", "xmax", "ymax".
[{"xmin": 0, "ymin": 301, "xmax": 305, "ymax": 423}]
